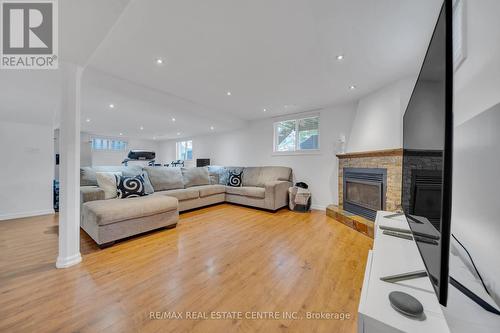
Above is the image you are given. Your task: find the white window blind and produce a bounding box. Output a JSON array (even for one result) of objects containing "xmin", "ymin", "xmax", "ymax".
[
  {"xmin": 274, "ymin": 116, "xmax": 320, "ymax": 152},
  {"xmin": 91, "ymin": 138, "xmax": 127, "ymax": 152}
]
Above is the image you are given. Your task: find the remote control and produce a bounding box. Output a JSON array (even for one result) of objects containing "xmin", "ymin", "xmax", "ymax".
[
  {"xmin": 414, "ymin": 236, "xmax": 439, "ymax": 245},
  {"xmin": 385, "ymin": 212, "xmax": 404, "ymax": 219},
  {"xmin": 379, "ymin": 225, "xmax": 412, "ymax": 234},
  {"xmin": 379, "ymin": 225, "xmax": 440, "ymax": 240},
  {"xmin": 382, "ymin": 230, "xmax": 413, "ymax": 240}
]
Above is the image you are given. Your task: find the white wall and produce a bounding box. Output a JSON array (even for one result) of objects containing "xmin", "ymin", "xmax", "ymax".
[
  {"xmin": 451, "ymin": 104, "xmax": 500, "ymax": 307},
  {"xmin": 81, "ymin": 132, "xmax": 160, "ymax": 166},
  {"xmin": 453, "ymin": 0, "xmax": 500, "ymax": 126},
  {"xmin": 55, "ymin": 131, "xmax": 93, "ymax": 170},
  {"xmin": 159, "ymin": 104, "xmax": 357, "ymax": 209},
  {"xmin": 0, "ymin": 121, "xmax": 54, "ymax": 220},
  {"xmin": 449, "ymin": 0, "xmax": 500, "ymax": 308},
  {"xmin": 161, "ymin": 141, "xmax": 177, "ymax": 166},
  {"xmin": 347, "ymin": 78, "xmax": 415, "ymax": 152},
  {"xmin": 80, "ymin": 133, "xmax": 92, "ymax": 167}
]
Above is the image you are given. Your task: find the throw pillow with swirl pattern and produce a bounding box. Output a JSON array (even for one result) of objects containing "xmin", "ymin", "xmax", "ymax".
[
  {"xmin": 115, "ymin": 175, "xmax": 147, "ymax": 198},
  {"xmin": 227, "ymin": 171, "xmax": 243, "ymax": 187}
]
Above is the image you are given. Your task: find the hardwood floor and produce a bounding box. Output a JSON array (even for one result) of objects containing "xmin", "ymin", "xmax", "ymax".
[{"xmin": 0, "ymin": 204, "xmax": 372, "ymax": 333}]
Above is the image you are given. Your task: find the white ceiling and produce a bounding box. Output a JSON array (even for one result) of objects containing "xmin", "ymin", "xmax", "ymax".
[
  {"xmin": 81, "ymin": 68, "xmax": 246, "ymax": 140},
  {"xmin": 60, "ymin": 0, "xmax": 131, "ymax": 65},
  {"xmin": 0, "ymin": 0, "xmax": 443, "ymax": 140}
]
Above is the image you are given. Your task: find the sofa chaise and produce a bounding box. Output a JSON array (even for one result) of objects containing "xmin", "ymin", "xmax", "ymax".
[{"xmin": 80, "ymin": 165, "xmax": 292, "ymax": 246}]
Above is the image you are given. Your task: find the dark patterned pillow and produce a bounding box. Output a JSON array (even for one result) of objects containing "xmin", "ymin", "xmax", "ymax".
[
  {"xmin": 115, "ymin": 175, "xmax": 147, "ymax": 198},
  {"xmin": 217, "ymin": 166, "xmax": 243, "ymax": 185},
  {"xmin": 227, "ymin": 171, "xmax": 243, "ymax": 187}
]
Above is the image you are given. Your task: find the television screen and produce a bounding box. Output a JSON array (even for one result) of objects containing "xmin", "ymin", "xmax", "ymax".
[{"xmin": 402, "ymin": 1, "xmax": 453, "ymax": 306}]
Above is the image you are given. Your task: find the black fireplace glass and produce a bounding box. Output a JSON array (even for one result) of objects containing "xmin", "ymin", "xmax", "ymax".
[{"xmin": 343, "ymin": 168, "xmax": 386, "ymax": 221}]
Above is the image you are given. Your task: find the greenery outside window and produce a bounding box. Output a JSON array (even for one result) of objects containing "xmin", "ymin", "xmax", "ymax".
[{"xmin": 273, "ymin": 116, "xmax": 319, "ymax": 153}]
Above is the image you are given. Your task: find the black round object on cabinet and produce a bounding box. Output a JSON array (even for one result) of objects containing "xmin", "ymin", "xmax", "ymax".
[{"xmin": 389, "ymin": 291, "xmax": 424, "ymax": 318}]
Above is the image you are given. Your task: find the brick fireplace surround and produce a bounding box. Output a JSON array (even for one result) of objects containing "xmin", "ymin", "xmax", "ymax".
[{"xmin": 327, "ymin": 148, "xmax": 403, "ymax": 238}]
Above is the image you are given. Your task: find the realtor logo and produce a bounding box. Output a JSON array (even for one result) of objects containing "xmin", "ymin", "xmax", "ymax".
[{"xmin": 1, "ymin": 0, "xmax": 58, "ymax": 69}]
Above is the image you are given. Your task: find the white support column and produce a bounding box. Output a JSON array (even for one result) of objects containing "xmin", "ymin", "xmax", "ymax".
[{"xmin": 56, "ymin": 63, "xmax": 83, "ymax": 268}]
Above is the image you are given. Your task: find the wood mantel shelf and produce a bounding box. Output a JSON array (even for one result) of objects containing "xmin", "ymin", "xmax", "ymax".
[{"xmin": 336, "ymin": 148, "xmax": 403, "ymax": 159}]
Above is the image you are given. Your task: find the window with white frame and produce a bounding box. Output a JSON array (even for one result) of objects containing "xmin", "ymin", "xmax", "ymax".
[
  {"xmin": 176, "ymin": 140, "xmax": 193, "ymax": 160},
  {"xmin": 273, "ymin": 116, "xmax": 319, "ymax": 152},
  {"xmin": 91, "ymin": 137, "xmax": 127, "ymax": 152}
]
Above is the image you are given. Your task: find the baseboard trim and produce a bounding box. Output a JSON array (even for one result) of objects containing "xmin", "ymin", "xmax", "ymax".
[
  {"xmin": 56, "ymin": 253, "xmax": 82, "ymax": 269},
  {"xmin": 311, "ymin": 204, "xmax": 326, "ymax": 211},
  {"xmin": 0, "ymin": 209, "xmax": 55, "ymax": 221}
]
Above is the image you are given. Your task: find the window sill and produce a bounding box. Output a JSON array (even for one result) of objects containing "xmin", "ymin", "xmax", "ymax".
[{"xmin": 272, "ymin": 150, "xmax": 322, "ymax": 157}]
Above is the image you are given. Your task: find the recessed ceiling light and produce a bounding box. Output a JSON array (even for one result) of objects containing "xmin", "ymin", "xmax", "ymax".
[
  {"xmin": 140, "ymin": 126, "xmax": 144, "ymax": 130},
  {"xmin": 109, "ymin": 103, "xmax": 115, "ymax": 109},
  {"xmin": 263, "ymin": 108, "xmax": 267, "ymax": 112},
  {"xmin": 177, "ymin": 132, "xmax": 181, "ymax": 136},
  {"xmin": 210, "ymin": 126, "xmax": 215, "ymax": 130},
  {"xmin": 336, "ymin": 54, "xmax": 344, "ymax": 61},
  {"xmin": 171, "ymin": 117, "xmax": 176, "ymax": 122},
  {"xmin": 153, "ymin": 136, "xmax": 157, "ymax": 140},
  {"xmin": 85, "ymin": 118, "xmax": 90, "ymax": 122},
  {"xmin": 349, "ymin": 85, "xmax": 356, "ymax": 90},
  {"xmin": 155, "ymin": 58, "xmax": 164, "ymax": 65},
  {"xmin": 226, "ymin": 91, "xmax": 232, "ymax": 96},
  {"xmin": 119, "ymin": 133, "xmax": 123, "ymax": 136}
]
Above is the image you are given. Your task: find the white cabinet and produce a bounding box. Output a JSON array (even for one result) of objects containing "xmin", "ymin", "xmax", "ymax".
[{"xmin": 358, "ymin": 211, "xmax": 449, "ymax": 333}]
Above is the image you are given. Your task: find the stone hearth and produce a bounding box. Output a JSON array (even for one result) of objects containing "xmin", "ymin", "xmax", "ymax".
[{"xmin": 326, "ymin": 205, "xmax": 374, "ymax": 238}]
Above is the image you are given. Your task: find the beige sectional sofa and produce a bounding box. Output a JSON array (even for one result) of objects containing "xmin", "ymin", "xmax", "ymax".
[
  {"xmin": 81, "ymin": 195, "xmax": 179, "ymax": 247},
  {"xmin": 80, "ymin": 165, "xmax": 292, "ymax": 247}
]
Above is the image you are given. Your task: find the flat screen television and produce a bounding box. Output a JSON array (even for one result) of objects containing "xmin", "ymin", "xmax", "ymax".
[
  {"xmin": 401, "ymin": 0, "xmax": 453, "ymax": 306},
  {"xmin": 402, "ymin": 1, "xmax": 500, "ymax": 314}
]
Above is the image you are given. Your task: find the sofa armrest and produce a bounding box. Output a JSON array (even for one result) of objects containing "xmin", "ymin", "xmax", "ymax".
[
  {"xmin": 264, "ymin": 181, "xmax": 292, "ymax": 210},
  {"xmin": 80, "ymin": 186, "xmax": 105, "ymax": 204}
]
